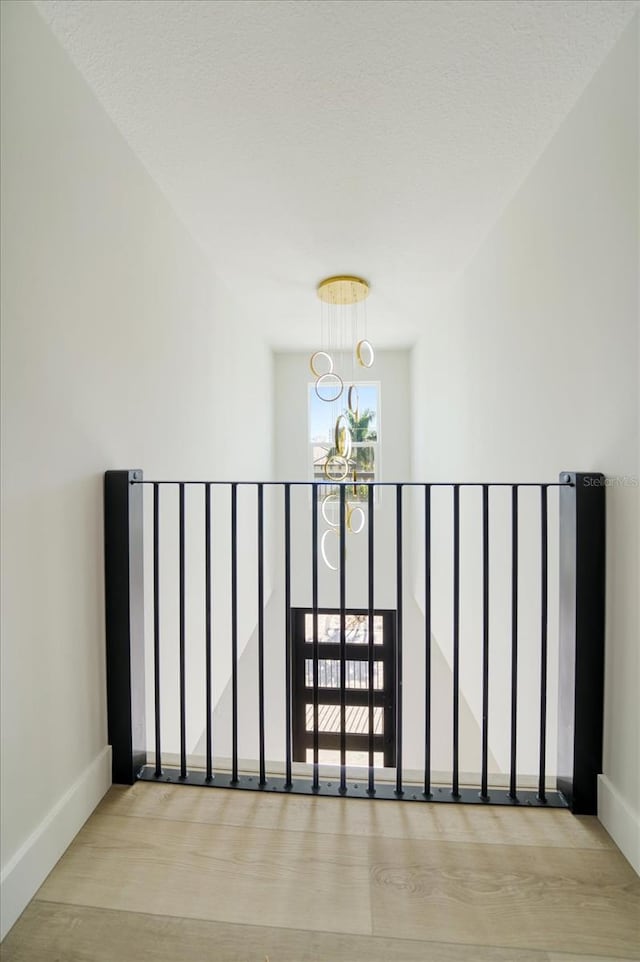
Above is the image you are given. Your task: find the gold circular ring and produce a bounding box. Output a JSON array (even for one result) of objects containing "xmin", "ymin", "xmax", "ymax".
[
  {"xmin": 321, "ymin": 494, "xmax": 340, "ymax": 528},
  {"xmin": 334, "ymin": 415, "xmax": 352, "ymax": 459},
  {"xmin": 315, "ymin": 372, "xmax": 344, "ymax": 403},
  {"xmin": 347, "ymin": 504, "xmax": 366, "ymax": 535},
  {"xmin": 323, "ymin": 455, "xmax": 349, "ymax": 482},
  {"xmin": 355, "ymin": 339, "xmax": 375, "ymax": 368},
  {"xmin": 347, "ymin": 385, "xmax": 359, "ymax": 417},
  {"xmin": 321, "ymin": 529, "xmax": 339, "ymax": 571},
  {"xmin": 309, "ymin": 350, "xmax": 333, "ymax": 378}
]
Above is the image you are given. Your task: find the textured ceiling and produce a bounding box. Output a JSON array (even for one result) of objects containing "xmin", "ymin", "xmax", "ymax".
[{"xmin": 35, "ymin": 0, "xmax": 638, "ymax": 348}]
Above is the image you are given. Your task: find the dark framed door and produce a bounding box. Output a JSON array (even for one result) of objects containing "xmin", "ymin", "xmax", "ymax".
[{"xmin": 291, "ymin": 608, "xmax": 396, "ymax": 768}]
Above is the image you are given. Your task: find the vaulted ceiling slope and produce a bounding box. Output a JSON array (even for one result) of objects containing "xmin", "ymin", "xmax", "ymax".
[{"xmin": 35, "ymin": 0, "xmax": 638, "ymax": 348}]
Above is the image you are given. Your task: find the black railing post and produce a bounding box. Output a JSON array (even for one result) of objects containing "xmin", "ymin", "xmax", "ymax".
[
  {"xmin": 557, "ymin": 472, "xmax": 605, "ymax": 815},
  {"xmin": 104, "ymin": 470, "xmax": 146, "ymax": 784}
]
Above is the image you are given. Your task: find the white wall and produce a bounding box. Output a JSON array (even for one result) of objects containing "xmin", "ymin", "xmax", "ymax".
[
  {"xmin": 412, "ymin": 18, "xmax": 639, "ymax": 870},
  {"xmin": 0, "ymin": 0, "xmax": 273, "ymax": 938}
]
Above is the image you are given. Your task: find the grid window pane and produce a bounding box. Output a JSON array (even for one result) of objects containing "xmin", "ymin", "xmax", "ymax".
[
  {"xmin": 305, "ymin": 659, "xmax": 384, "ymax": 690},
  {"xmin": 305, "ymin": 749, "xmax": 385, "ymax": 767},
  {"xmin": 305, "ymin": 704, "xmax": 383, "ymax": 734},
  {"xmin": 304, "ymin": 613, "xmax": 383, "ymax": 645}
]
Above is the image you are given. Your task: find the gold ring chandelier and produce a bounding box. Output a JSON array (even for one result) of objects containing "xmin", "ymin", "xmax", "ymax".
[{"xmin": 310, "ymin": 276, "xmax": 375, "ymax": 567}]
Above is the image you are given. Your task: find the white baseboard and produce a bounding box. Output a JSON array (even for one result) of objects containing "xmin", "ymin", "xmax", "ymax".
[
  {"xmin": 0, "ymin": 745, "xmax": 112, "ymax": 941},
  {"xmin": 598, "ymin": 774, "xmax": 640, "ymax": 876}
]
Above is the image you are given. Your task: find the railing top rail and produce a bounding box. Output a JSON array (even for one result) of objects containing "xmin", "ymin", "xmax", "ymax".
[{"xmin": 129, "ymin": 479, "xmax": 573, "ymax": 488}]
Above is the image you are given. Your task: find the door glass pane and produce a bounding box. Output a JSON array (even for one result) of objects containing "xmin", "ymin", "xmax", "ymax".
[
  {"xmin": 305, "ymin": 749, "xmax": 385, "ymax": 767},
  {"xmin": 305, "ymin": 704, "xmax": 384, "ymax": 734},
  {"xmin": 305, "ymin": 659, "xmax": 384, "ymax": 689},
  {"xmin": 304, "ymin": 613, "xmax": 383, "ymax": 645}
]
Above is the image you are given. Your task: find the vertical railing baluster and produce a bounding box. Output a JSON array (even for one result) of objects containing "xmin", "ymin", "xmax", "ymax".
[
  {"xmin": 367, "ymin": 483, "xmax": 375, "ymax": 796},
  {"xmin": 257, "ymin": 483, "xmax": 266, "ymax": 786},
  {"xmin": 481, "ymin": 484, "xmax": 490, "ymax": 799},
  {"xmin": 312, "ymin": 483, "xmax": 319, "ymax": 791},
  {"xmin": 179, "ymin": 482, "xmax": 187, "ymax": 779},
  {"xmin": 153, "ymin": 482, "xmax": 162, "ymax": 778},
  {"xmin": 205, "ymin": 483, "xmax": 212, "ymax": 782},
  {"xmin": 424, "ymin": 483, "xmax": 431, "ymax": 797},
  {"xmin": 284, "ymin": 483, "xmax": 292, "ymax": 788},
  {"xmin": 231, "ymin": 483, "xmax": 238, "ymax": 784},
  {"xmin": 104, "ymin": 470, "xmax": 146, "ymax": 785},
  {"xmin": 339, "ymin": 484, "xmax": 347, "ymax": 794},
  {"xmin": 509, "ymin": 484, "xmax": 519, "ymax": 799},
  {"xmin": 557, "ymin": 472, "xmax": 605, "ymax": 815},
  {"xmin": 395, "ymin": 484, "xmax": 404, "ymax": 796},
  {"xmin": 452, "ymin": 483, "xmax": 460, "ymax": 798},
  {"xmin": 539, "ymin": 484, "xmax": 548, "ymax": 802}
]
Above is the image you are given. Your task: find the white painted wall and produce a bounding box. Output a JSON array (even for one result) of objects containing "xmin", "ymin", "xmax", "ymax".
[
  {"xmin": 411, "ymin": 18, "xmax": 639, "ymax": 870},
  {"xmin": 0, "ymin": 0, "xmax": 273, "ymax": 937}
]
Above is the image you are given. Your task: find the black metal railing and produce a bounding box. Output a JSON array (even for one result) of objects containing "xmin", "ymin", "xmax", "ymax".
[{"xmin": 104, "ymin": 472, "xmax": 605, "ymax": 813}]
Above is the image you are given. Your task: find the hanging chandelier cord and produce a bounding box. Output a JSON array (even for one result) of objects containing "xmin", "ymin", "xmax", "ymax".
[{"xmin": 311, "ymin": 276, "xmax": 374, "ymax": 567}]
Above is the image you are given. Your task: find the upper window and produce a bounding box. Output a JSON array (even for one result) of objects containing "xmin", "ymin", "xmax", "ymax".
[{"xmin": 308, "ymin": 382, "xmax": 380, "ymax": 493}]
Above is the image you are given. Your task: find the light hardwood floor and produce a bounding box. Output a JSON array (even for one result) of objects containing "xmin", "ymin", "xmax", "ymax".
[{"xmin": 2, "ymin": 782, "xmax": 638, "ymax": 961}]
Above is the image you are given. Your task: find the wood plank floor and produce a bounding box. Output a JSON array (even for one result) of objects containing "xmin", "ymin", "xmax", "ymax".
[{"xmin": 2, "ymin": 783, "xmax": 638, "ymax": 962}]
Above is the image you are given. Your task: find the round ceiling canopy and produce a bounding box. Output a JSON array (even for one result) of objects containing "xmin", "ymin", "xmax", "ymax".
[{"xmin": 317, "ymin": 275, "xmax": 370, "ymax": 305}]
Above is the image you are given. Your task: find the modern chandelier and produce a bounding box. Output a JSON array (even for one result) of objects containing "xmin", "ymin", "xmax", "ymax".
[{"xmin": 310, "ymin": 275, "xmax": 375, "ymax": 568}]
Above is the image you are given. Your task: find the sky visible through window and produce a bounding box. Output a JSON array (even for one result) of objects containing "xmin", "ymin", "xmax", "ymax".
[{"xmin": 308, "ymin": 383, "xmax": 378, "ymax": 442}]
